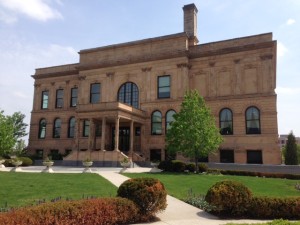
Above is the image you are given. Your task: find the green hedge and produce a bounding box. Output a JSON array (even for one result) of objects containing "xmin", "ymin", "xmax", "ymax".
[{"xmin": 158, "ymin": 160, "xmax": 208, "ymax": 173}]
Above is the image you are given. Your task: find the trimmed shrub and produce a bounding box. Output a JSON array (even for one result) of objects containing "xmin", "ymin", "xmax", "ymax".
[
  {"xmin": 185, "ymin": 163, "xmax": 196, "ymax": 172},
  {"xmin": 117, "ymin": 178, "xmax": 167, "ymax": 220},
  {"xmin": 205, "ymin": 180, "xmax": 252, "ymax": 217},
  {"xmin": 248, "ymin": 197, "xmax": 300, "ymax": 220},
  {"xmin": 0, "ymin": 198, "xmax": 139, "ymax": 225},
  {"xmin": 18, "ymin": 157, "xmax": 33, "ymax": 166},
  {"xmin": 158, "ymin": 160, "xmax": 173, "ymax": 171},
  {"xmin": 198, "ymin": 163, "xmax": 208, "ymax": 173},
  {"xmin": 171, "ymin": 160, "xmax": 186, "ymax": 172}
]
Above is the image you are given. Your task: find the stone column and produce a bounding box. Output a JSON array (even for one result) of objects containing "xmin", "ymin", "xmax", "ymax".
[
  {"xmin": 129, "ymin": 120, "xmax": 134, "ymax": 154},
  {"xmin": 114, "ymin": 116, "xmax": 120, "ymax": 151},
  {"xmin": 101, "ymin": 117, "xmax": 106, "ymax": 150}
]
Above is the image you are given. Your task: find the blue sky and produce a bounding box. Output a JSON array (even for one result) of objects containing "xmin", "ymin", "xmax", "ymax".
[{"xmin": 0, "ymin": 0, "xmax": 300, "ymax": 140}]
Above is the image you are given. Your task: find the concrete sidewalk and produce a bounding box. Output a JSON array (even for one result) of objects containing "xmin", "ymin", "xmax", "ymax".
[{"xmin": 0, "ymin": 166, "xmax": 270, "ymax": 225}]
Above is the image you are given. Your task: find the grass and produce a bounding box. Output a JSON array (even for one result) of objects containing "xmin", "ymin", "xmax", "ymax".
[
  {"xmin": 0, "ymin": 172, "xmax": 117, "ymax": 208},
  {"xmin": 124, "ymin": 172, "xmax": 300, "ymax": 200}
]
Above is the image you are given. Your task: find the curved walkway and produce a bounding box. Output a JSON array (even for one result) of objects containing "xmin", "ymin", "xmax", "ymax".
[{"xmin": 1, "ymin": 166, "xmax": 270, "ymax": 225}]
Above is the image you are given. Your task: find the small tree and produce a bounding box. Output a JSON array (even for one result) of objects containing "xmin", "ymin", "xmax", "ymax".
[
  {"xmin": 285, "ymin": 131, "xmax": 298, "ymax": 165},
  {"xmin": 166, "ymin": 90, "xmax": 223, "ymax": 172},
  {"xmin": 0, "ymin": 110, "xmax": 16, "ymax": 156}
]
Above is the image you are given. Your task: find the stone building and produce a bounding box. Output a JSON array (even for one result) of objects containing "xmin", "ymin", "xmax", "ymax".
[{"xmin": 28, "ymin": 3, "xmax": 281, "ymax": 165}]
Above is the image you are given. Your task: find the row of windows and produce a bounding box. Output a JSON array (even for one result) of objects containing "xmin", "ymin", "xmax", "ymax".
[
  {"xmin": 39, "ymin": 117, "xmax": 104, "ymax": 139},
  {"xmin": 151, "ymin": 110, "xmax": 176, "ymax": 135},
  {"xmin": 219, "ymin": 106, "xmax": 261, "ymax": 135},
  {"xmin": 40, "ymin": 77, "xmax": 171, "ymax": 110}
]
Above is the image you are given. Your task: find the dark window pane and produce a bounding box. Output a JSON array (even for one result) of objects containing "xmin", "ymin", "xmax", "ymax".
[
  {"xmin": 56, "ymin": 89, "xmax": 64, "ymax": 108},
  {"xmin": 246, "ymin": 107, "xmax": 261, "ymax": 134},
  {"xmin": 90, "ymin": 83, "xmax": 100, "ymax": 103},
  {"xmin": 39, "ymin": 119, "xmax": 46, "ymax": 139},
  {"xmin": 53, "ymin": 119, "xmax": 61, "ymax": 138},
  {"xmin": 152, "ymin": 111, "xmax": 162, "ymax": 135},
  {"xmin": 117, "ymin": 82, "xmax": 139, "ymax": 109},
  {"xmin": 71, "ymin": 88, "xmax": 78, "ymax": 107},
  {"xmin": 247, "ymin": 150, "xmax": 262, "ymax": 164},
  {"xmin": 158, "ymin": 76, "xmax": 170, "ymax": 98},
  {"xmin": 220, "ymin": 108, "xmax": 233, "ymax": 135},
  {"xmin": 68, "ymin": 117, "xmax": 76, "ymax": 138},
  {"xmin": 83, "ymin": 120, "xmax": 90, "ymax": 137}
]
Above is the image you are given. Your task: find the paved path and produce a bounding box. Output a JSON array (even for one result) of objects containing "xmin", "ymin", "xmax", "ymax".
[{"xmin": 1, "ymin": 166, "xmax": 271, "ymax": 225}]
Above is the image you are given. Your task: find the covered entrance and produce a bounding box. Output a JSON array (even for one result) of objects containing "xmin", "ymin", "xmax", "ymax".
[{"xmin": 112, "ymin": 127, "xmax": 130, "ymax": 152}]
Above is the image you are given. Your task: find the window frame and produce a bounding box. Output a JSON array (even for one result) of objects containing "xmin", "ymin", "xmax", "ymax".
[
  {"xmin": 55, "ymin": 89, "xmax": 64, "ymax": 108},
  {"xmin": 41, "ymin": 91, "xmax": 49, "ymax": 109},
  {"xmin": 157, "ymin": 75, "xmax": 170, "ymax": 99},
  {"xmin": 245, "ymin": 106, "xmax": 261, "ymax": 135},
  {"xmin": 165, "ymin": 110, "xmax": 176, "ymax": 133},
  {"xmin": 83, "ymin": 120, "xmax": 90, "ymax": 137},
  {"xmin": 70, "ymin": 87, "xmax": 78, "ymax": 107},
  {"xmin": 53, "ymin": 118, "xmax": 61, "ymax": 138},
  {"xmin": 151, "ymin": 110, "xmax": 162, "ymax": 135},
  {"xmin": 118, "ymin": 82, "xmax": 139, "ymax": 108},
  {"xmin": 38, "ymin": 119, "xmax": 47, "ymax": 139},
  {"xmin": 90, "ymin": 83, "xmax": 101, "ymax": 104},
  {"xmin": 219, "ymin": 108, "xmax": 233, "ymax": 135},
  {"xmin": 68, "ymin": 117, "xmax": 76, "ymax": 138}
]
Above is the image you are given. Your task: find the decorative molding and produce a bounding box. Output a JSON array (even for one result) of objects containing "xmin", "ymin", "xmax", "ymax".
[
  {"xmin": 177, "ymin": 63, "xmax": 192, "ymax": 69},
  {"xmin": 194, "ymin": 70, "xmax": 207, "ymax": 76},
  {"xmin": 244, "ymin": 64, "xmax": 255, "ymax": 69},
  {"xmin": 260, "ymin": 54, "xmax": 273, "ymax": 61},
  {"xmin": 79, "ymin": 75, "xmax": 86, "ymax": 80},
  {"xmin": 65, "ymin": 80, "xmax": 70, "ymax": 84},
  {"xmin": 219, "ymin": 67, "xmax": 229, "ymax": 73},
  {"xmin": 51, "ymin": 82, "xmax": 55, "ymax": 86},
  {"xmin": 141, "ymin": 67, "xmax": 152, "ymax": 72},
  {"xmin": 34, "ymin": 84, "xmax": 41, "ymax": 88},
  {"xmin": 209, "ymin": 62, "xmax": 216, "ymax": 67},
  {"xmin": 234, "ymin": 59, "xmax": 241, "ymax": 64},
  {"xmin": 106, "ymin": 72, "xmax": 115, "ymax": 77}
]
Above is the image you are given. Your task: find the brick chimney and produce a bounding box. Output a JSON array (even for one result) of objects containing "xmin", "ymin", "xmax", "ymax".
[{"xmin": 183, "ymin": 3, "xmax": 198, "ymax": 46}]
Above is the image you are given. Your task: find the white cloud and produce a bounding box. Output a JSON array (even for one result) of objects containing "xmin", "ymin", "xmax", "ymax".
[
  {"xmin": 277, "ymin": 42, "xmax": 288, "ymax": 57},
  {"xmin": 286, "ymin": 18, "xmax": 296, "ymax": 25},
  {"xmin": 0, "ymin": 0, "xmax": 62, "ymax": 22},
  {"xmin": 276, "ymin": 87, "xmax": 300, "ymax": 95}
]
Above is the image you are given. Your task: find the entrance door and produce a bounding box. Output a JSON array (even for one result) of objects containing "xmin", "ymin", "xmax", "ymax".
[{"xmin": 112, "ymin": 127, "xmax": 130, "ymax": 152}]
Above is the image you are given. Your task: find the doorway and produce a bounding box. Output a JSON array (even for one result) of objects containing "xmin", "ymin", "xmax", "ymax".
[{"xmin": 112, "ymin": 127, "xmax": 130, "ymax": 152}]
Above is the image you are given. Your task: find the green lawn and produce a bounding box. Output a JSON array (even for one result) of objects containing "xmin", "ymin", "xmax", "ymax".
[
  {"xmin": 0, "ymin": 172, "xmax": 117, "ymax": 208},
  {"xmin": 124, "ymin": 173, "xmax": 300, "ymax": 200}
]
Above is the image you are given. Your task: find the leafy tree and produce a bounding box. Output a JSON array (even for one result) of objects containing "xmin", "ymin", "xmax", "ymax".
[
  {"xmin": 7, "ymin": 111, "xmax": 28, "ymax": 140},
  {"xmin": 284, "ymin": 131, "xmax": 298, "ymax": 165},
  {"xmin": 0, "ymin": 110, "xmax": 16, "ymax": 156},
  {"xmin": 166, "ymin": 90, "xmax": 223, "ymax": 172}
]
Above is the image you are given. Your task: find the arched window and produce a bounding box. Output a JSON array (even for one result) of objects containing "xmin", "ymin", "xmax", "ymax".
[
  {"xmin": 118, "ymin": 82, "xmax": 139, "ymax": 108},
  {"xmin": 38, "ymin": 119, "xmax": 47, "ymax": 139},
  {"xmin": 219, "ymin": 108, "xmax": 233, "ymax": 135},
  {"xmin": 151, "ymin": 111, "xmax": 162, "ymax": 135},
  {"xmin": 68, "ymin": 117, "xmax": 76, "ymax": 138},
  {"xmin": 53, "ymin": 118, "xmax": 61, "ymax": 138},
  {"xmin": 246, "ymin": 106, "xmax": 261, "ymax": 134},
  {"xmin": 165, "ymin": 110, "xmax": 176, "ymax": 133}
]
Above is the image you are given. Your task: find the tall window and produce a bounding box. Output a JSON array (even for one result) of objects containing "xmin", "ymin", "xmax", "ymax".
[
  {"xmin": 41, "ymin": 91, "xmax": 49, "ymax": 109},
  {"xmin": 38, "ymin": 119, "xmax": 47, "ymax": 139},
  {"xmin": 151, "ymin": 111, "xmax": 162, "ymax": 135},
  {"xmin": 68, "ymin": 117, "xmax": 76, "ymax": 138},
  {"xmin": 158, "ymin": 75, "xmax": 170, "ymax": 98},
  {"xmin": 53, "ymin": 118, "xmax": 61, "ymax": 138},
  {"xmin": 90, "ymin": 83, "xmax": 100, "ymax": 103},
  {"xmin": 166, "ymin": 110, "xmax": 176, "ymax": 133},
  {"xmin": 219, "ymin": 108, "xmax": 233, "ymax": 135},
  {"xmin": 118, "ymin": 82, "xmax": 139, "ymax": 108},
  {"xmin": 70, "ymin": 88, "xmax": 78, "ymax": 107},
  {"xmin": 83, "ymin": 120, "xmax": 90, "ymax": 137},
  {"xmin": 56, "ymin": 89, "xmax": 64, "ymax": 108},
  {"xmin": 246, "ymin": 106, "xmax": 261, "ymax": 134}
]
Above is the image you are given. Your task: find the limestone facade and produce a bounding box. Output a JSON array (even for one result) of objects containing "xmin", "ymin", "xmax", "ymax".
[{"xmin": 28, "ymin": 3, "xmax": 281, "ymax": 164}]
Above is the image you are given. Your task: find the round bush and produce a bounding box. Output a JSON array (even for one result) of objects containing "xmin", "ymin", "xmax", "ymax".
[
  {"xmin": 117, "ymin": 178, "xmax": 167, "ymax": 219},
  {"xmin": 205, "ymin": 180, "xmax": 252, "ymax": 217},
  {"xmin": 198, "ymin": 163, "xmax": 208, "ymax": 173},
  {"xmin": 185, "ymin": 163, "xmax": 196, "ymax": 172},
  {"xmin": 158, "ymin": 160, "xmax": 172, "ymax": 171},
  {"xmin": 171, "ymin": 160, "xmax": 186, "ymax": 172},
  {"xmin": 18, "ymin": 157, "xmax": 33, "ymax": 166}
]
